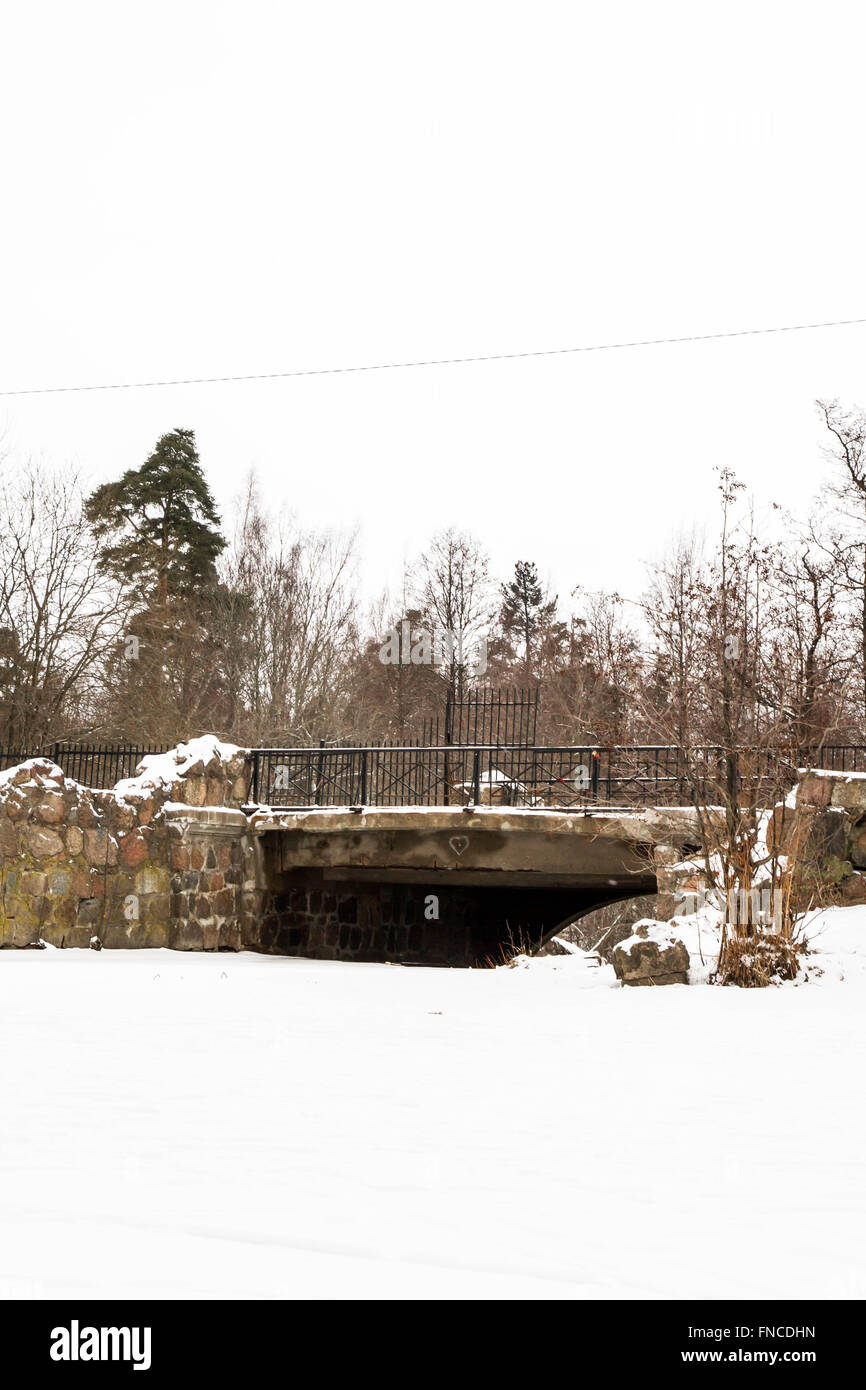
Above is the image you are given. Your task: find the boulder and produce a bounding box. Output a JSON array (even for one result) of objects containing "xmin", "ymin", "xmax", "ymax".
[
  {"xmin": 850, "ymin": 824, "xmax": 866, "ymax": 869},
  {"xmin": 796, "ymin": 771, "xmax": 833, "ymax": 807},
  {"xmin": 22, "ymin": 825, "xmax": 65, "ymax": 859},
  {"xmin": 36, "ymin": 793, "xmax": 66, "ymax": 825},
  {"xmin": 118, "ymin": 830, "xmax": 150, "ymax": 869},
  {"xmin": 83, "ymin": 828, "xmax": 119, "ymax": 868},
  {"xmin": 837, "ymin": 871, "xmax": 866, "ymax": 905},
  {"xmin": 612, "ymin": 922, "xmax": 690, "ymax": 986},
  {"xmin": 830, "ymin": 776, "xmax": 866, "ymax": 812}
]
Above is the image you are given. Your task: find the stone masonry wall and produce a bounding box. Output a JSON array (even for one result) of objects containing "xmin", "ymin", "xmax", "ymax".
[
  {"xmin": 0, "ymin": 739, "xmax": 252, "ymax": 950},
  {"xmin": 167, "ymin": 807, "xmax": 256, "ymax": 952},
  {"xmin": 768, "ymin": 769, "xmax": 866, "ymax": 908}
]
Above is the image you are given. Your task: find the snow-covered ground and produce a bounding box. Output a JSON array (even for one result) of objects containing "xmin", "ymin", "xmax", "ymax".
[{"xmin": 1, "ymin": 910, "xmax": 865, "ymax": 1300}]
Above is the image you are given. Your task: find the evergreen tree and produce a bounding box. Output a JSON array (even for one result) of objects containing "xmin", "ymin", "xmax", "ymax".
[
  {"xmin": 84, "ymin": 429, "xmax": 225, "ymax": 607},
  {"xmin": 498, "ymin": 560, "xmax": 558, "ymax": 675},
  {"xmin": 84, "ymin": 430, "xmax": 230, "ymax": 743}
]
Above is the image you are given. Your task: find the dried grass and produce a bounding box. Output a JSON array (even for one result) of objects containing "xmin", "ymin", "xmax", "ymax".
[{"xmin": 716, "ymin": 929, "xmax": 808, "ymax": 988}]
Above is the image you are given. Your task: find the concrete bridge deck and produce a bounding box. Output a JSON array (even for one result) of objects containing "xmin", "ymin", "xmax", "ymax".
[{"xmin": 249, "ymin": 803, "xmax": 702, "ymax": 882}]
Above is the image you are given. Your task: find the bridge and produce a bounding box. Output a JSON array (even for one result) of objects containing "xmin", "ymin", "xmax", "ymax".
[
  {"xmin": 0, "ymin": 735, "xmax": 844, "ymax": 965},
  {"xmin": 167, "ymin": 737, "xmax": 851, "ymax": 965},
  {"xmin": 173, "ymin": 799, "xmax": 710, "ymax": 967}
]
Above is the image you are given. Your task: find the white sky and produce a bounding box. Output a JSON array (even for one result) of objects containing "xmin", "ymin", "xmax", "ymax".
[{"xmin": 1, "ymin": 1, "xmax": 865, "ymax": 614}]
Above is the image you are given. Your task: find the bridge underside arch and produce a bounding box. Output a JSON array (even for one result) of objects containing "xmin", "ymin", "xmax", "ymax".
[
  {"xmin": 230, "ymin": 806, "xmax": 703, "ymax": 966},
  {"xmin": 250, "ymin": 872, "xmax": 659, "ymax": 967}
]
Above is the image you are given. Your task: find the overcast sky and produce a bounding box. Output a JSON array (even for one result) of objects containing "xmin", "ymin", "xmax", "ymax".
[{"xmin": 1, "ymin": 1, "xmax": 865, "ymax": 614}]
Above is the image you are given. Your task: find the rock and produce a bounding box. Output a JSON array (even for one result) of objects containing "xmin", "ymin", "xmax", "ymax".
[
  {"xmin": 170, "ymin": 842, "xmax": 189, "ymax": 872},
  {"xmin": 7, "ymin": 758, "xmax": 63, "ymax": 789},
  {"xmin": 651, "ymin": 845, "xmax": 709, "ymax": 921},
  {"xmin": 612, "ymin": 922, "xmax": 690, "ymax": 986},
  {"xmin": 51, "ymin": 896, "xmax": 78, "ymax": 931},
  {"xmin": 768, "ymin": 802, "xmax": 849, "ymax": 865},
  {"xmin": 4, "ymin": 793, "xmax": 29, "ymax": 823},
  {"xmin": 40, "ymin": 920, "xmax": 94, "ymax": 949},
  {"xmin": 182, "ymin": 757, "xmax": 208, "ymax": 781},
  {"xmin": 183, "ymin": 776, "xmax": 208, "ymax": 808},
  {"xmin": 65, "ymin": 826, "xmax": 84, "ymax": 857},
  {"xmin": 797, "ymin": 772, "xmax": 833, "ymax": 807},
  {"xmin": 851, "ymin": 825, "xmax": 866, "ymax": 869},
  {"xmin": 119, "ymin": 830, "xmax": 149, "ymax": 869},
  {"xmin": 106, "ymin": 801, "xmax": 137, "ymax": 832},
  {"xmin": 0, "ymin": 904, "xmax": 42, "ymax": 946},
  {"xmin": 34, "ymin": 760, "xmax": 65, "ymax": 787},
  {"xmin": 84, "ymin": 828, "xmax": 119, "ymax": 867},
  {"xmin": 23, "ymin": 825, "xmax": 65, "ymax": 859},
  {"xmin": 19, "ymin": 871, "xmax": 48, "ymax": 895},
  {"xmin": 802, "ymin": 807, "xmax": 847, "ymax": 861},
  {"xmin": 144, "ymin": 893, "xmax": 171, "ymax": 926},
  {"xmin": 0, "ymin": 819, "xmax": 18, "ymax": 858},
  {"xmin": 227, "ymin": 753, "xmax": 248, "ymax": 779},
  {"xmin": 205, "ymin": 776, "xmax": 225, "ymax": 806},
  {"xmin": 134, "ymin": 866, "xmax": 166, "ymax": 896},
  {"xmin": 36, "ymin": 793, "xmax": 67, "ymax": 825},
  {"xmin": 766, "ymin": 803, "xmax": 792, "ymax": 855},
  {"xmin": 76, "ymin": 897, "xmax": 101, "ymax": 926},
  {"xmin": 830, "ymin": 777, "xmax": 866, "ymax": 812},
  {"xmin": 1, "ymin": 893, "xmax": 41, "ymax": 931},
  {"xmin": 76, "ymin": 800, "xmax": 100, "ymax": 830},
  {"xmin": 837, "ymin": 871, "xmax": 866, "ymax": 905}
]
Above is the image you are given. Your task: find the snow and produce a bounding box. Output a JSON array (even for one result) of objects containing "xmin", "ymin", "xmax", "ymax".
[
  {"xmin": 0, "ymin": 757, "xmax": 64, "ymax": 791},
  {"xmin": 1, "ymin": 913, "xmax": 865, "ymax": 1300},
  {"xmin": 113, "ymin": 735, "xmax": 242, "ymax": 798},
  {"xmin": 800, "ymin": 766, "xmax": 866, "ymax": 781}
]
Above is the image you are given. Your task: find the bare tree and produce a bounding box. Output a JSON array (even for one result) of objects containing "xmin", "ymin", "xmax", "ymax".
[
  {"xmin": 538, "ymin": 588, "xmax": 642, "ymax": 744},
  {"xmin": 216, "ymin": 478, "xmax": 360, "ymax": 744},
  {"xmin": 814, "ymin": 398, "xmax": 866, "ymax": 734},
  {"xmin": 765, "ymin": 533, "xmax": 840, "ymax": 745},
  {"xmin": 642, "ymin": 533, "xmax": 705, "ymax": 747},
  {"xmin": 410, "ymin": 528, "xmax": 493, "ymax": 698},
  {"xmin": 634, "ymin": 474, "xmax": 842, "ymax": 983},
  {"xmin": 0, "ymin": 459, "xmax": 128, "ymax": 749}
]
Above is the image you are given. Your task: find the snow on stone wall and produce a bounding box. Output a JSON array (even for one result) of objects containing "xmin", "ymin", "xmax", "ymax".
[{"xmin": 0, "ymin": 738, "xmax": 253, "ymax": 950}]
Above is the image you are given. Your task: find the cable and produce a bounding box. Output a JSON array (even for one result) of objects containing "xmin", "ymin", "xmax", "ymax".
[{"xmin": 1, "ymin": 315, "xmax": 864, "ymax": 397}]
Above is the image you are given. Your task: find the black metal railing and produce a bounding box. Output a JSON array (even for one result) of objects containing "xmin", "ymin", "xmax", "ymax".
[
  {"xmin": 3, "ymin": 741, "xmax": 866, "ymax": 806},
  {"xmin": 248, "ymin": 743, "xmax": 866, "ymax": 809},
  {"xmin": 0, "ymin": 743, "xmax": 164, "ymax": 788}
]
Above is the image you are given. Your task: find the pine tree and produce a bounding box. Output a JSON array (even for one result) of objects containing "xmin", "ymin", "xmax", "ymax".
[
  {"xmin": 84, "ymin": 430, "xmax": 230, "ymax": 742},
  {"xmin": 498, "ymin": 560, "xmax": 558, "ymax": 675},
  {"xmin": 84, "ymin": 428, "xmax": 225, "ymax": 608}
]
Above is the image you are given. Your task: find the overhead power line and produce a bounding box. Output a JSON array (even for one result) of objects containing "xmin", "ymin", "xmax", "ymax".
[{"xmin": 1, "ymin": 315, "xmax": 865, "ymax": 398}]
